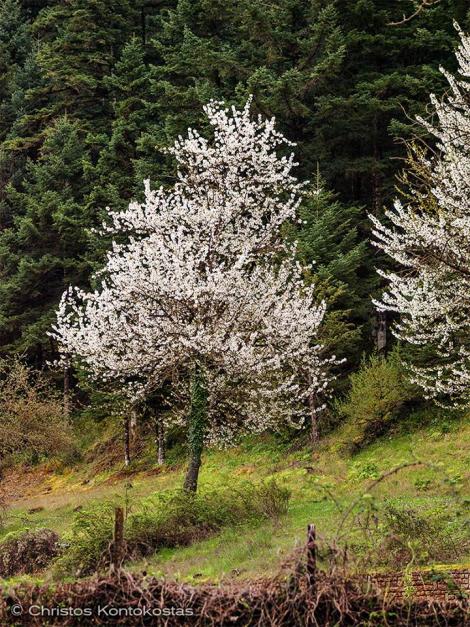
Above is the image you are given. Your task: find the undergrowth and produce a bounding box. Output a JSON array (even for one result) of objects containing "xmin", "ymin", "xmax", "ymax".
[
  {"xmin": 334, "ymin": 350, "xmax": 419, "ymax": 453},
  {"xmin": 54, "ymin": 480, "xmax": 290, "ymax": 576}
]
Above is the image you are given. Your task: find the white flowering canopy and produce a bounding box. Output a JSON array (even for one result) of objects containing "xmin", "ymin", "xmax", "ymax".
[
  {"xmin": 53, "ymin": 99, "xmax": 334, "ymax": 443},
  {"xmin": 371, "ymin": 26, "xmax": 470, "ymax": 405}
]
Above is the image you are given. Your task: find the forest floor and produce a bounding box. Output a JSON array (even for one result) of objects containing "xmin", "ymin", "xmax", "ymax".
[{"xmin": 1, "ymin": 411, "xmax": 469, "ymax": 586}]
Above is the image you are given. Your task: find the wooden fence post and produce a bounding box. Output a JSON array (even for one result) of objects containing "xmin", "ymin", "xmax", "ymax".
[
  {"xmin": 307, "ymin": 523, "xmax": 317, "ymax": 591},
  {"xmin": 111, "ymin": 506, "xmax": 125, "ymax": 572}
]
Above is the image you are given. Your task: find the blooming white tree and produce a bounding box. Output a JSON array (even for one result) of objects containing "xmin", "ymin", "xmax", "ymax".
[
  {"xmin": 52, "ymin": 99, "xmax": 335, "ymax": 490},
  {"xmin": 370, "ymin": 26, "xmax": 470, "ymax": 406}
]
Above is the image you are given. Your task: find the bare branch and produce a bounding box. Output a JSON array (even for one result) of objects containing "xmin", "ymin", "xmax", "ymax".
[{"xmin": 388, "ymin": 0, "xmax": 441, "ymax": 27}]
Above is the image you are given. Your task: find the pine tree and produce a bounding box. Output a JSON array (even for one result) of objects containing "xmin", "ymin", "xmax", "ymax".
[
  {"xmin": 314, "ymin": 0, "xmax": 469, "ymax": 211},
  {"xmin": 289, "ymin": 178, "xmax": 374, "ymax": 369},
  {"xmin": 0, "ymin": 0, "xmax": 35, "ymax": 228},
  {"xmin": 0, "ymin": 0, "xmax": 30, "ymax": 142},
  {"xmin": 145, "ymin": 0, "xmax": 345, "ymax": 182},
  {"xmin": 0, "ymin": 1, "xmax": 143, "ymax": 362},
  {"xmin": 0, "ymin": 0, "xmax": 142, "ymax": 184},
  {"xmin": 29, "ymin": 0, "xmax": 141, "ymax": 133},
  {"xmin": 0, "ymin": 118, "xmax": 92, "ymax": 361},
  {"xmin": 88, "ymin": 36, "xmax": 156, "ymax": 214}
]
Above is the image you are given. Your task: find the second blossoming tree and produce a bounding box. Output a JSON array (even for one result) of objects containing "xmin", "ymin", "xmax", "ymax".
[
  {"xmin": 52, "ymin": 100, "xmax": 335, "ymax": 491},
  {"xmin": 371, "ymin": 27, "xmax": 470, "ymax": 406}
]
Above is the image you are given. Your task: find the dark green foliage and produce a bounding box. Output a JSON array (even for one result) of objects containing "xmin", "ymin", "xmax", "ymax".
[
  {"xmin": 287, "ymin": 180, "xmax": 374, "ymax": 369},
  {"xmin": 0, "ymin": 1, "xmax": 141, "ymax": 186},
  {"xmin": 0, "ymin": 0, "xmax": 31, "ymax": 142},
  {"xmin": 0, "ymin": 1, "xmax": 143, "ymax": 361},
  {"xmin": 147, "ymin": 0, "xmax": 344, "ymax": 181},
  {"xmin": 0, "ymin": 0, "xmax": 467, "ymax": 416},
  {"xmin": 0, "ymin": 0, "xmax": 36, "ymax": 227},
  {"xmin": 314, "ymin": 0, "xmax": 469, "ymax": 209},
  {"xmin": 29, "ymin": 0, "xmax": 141, "ymax": 132},
  {"xmin": 88, "ymin": 36, "xmax": 157, "ymax": 214},
  {"xmin": 0, "ymin": 118, "xmax": 92, "ymax": 359}
]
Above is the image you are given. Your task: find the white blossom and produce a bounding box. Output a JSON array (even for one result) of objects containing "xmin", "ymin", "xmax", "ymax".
[
  {"xmin": 52, "ymin": 99, "xmax": 335, "ymax": 442},
  {"xmin": 370, "ymin": 26, "xmax": 470, "ymax": 406}
]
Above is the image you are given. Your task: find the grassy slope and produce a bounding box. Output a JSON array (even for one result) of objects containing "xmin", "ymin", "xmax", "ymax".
[{"xmin": 1, "ymin": 413, "xmax": 469, "ymax": 584}]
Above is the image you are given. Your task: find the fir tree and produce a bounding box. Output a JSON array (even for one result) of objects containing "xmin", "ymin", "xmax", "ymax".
[
  {"xmin": 0, "ymin": 1, "xmax": 144, "ymax": 362},
  {"xmin": 0, "ymin": 0, "xmax": 35, "ymax": 227},
  {"xmin": 0, "ymin": 0, "xmax": 142, "ymax": 182},
  {"xmin": 146, "ymin": 0, "xmax": 345, "ymax": 182},
  {"xmin": 88, "ymin": 36, "xmax": 156, "ymax": 214},
  {"xmin": 0, "ymin": 0, "xmax": 30, "ymax": 142},
  {"xmin": 288, "ymin": 177, "xmax": 373, "ymax": 370},
  {"xmin": 30, "ymin": 0, "xmax": 141, "ymax": 133},
  {"xmin": 0, "ymin": 45, "xmax": 46, "ymax": 226},
  {"xmin": 0, "ymin": 118, "xmax": 92, "ymax": 361},
  {"xmin": 314, "ymin": 0, "xmax": 469, "ymax": 210}
]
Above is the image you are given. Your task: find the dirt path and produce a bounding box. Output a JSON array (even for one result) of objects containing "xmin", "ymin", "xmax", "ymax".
[{"xmin": 1, "ymin": 464, "xmax": 56, "ymax": 505}]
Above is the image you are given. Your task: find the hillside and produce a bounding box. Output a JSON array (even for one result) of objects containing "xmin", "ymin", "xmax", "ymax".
[
  {"xmin": 1, "ymin": 410, "xmax": 468, "ymax": 585},
  {"xmin": 2, "ymin": 2, "xmax": 470, "ymax": 624}
]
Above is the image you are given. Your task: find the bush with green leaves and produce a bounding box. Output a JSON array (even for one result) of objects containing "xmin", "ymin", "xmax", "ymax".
[
  {"xmin": 53, "ymin": 503, "xmax": 115, "ymax": 577},
  {"xmin": 55, "ymin": 481, "xmax": 290, "ymax": 576},
  {"xmin": 377, "ymin": 501, "xmax": 467, "ymax": 568},
  {"xmin": 335, "ymin": 350, "xmax": 418, "ymax": 453}
]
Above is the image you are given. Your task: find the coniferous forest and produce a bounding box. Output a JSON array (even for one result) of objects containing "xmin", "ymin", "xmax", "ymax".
[{"xmin": 0, "ymin": 2, "xmax": 469, "ymax": 625}]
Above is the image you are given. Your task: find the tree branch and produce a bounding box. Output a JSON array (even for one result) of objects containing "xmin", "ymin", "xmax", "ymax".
[{"xmin": 387, "ymin": 0, "xmax": 441, "ymax": 27}]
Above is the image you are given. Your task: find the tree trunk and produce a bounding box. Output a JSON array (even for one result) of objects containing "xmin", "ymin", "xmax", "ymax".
[
  {"xmin": 63, "ymin": 364, "xmax": 71, "ymax": 417},
  {"xmin": 124, "ymin": 415, "xmax": 131, "ymax": 467},
  {"xmin": 130, "ymin": 407, "xmax": 137, "ymax": 442},
  {"xmin": 183, "ymin": 364, "xmax": 208, "ymax": 492},
  {"xmin": 376, "ymin": 310, "xmax": 387, "ymax": 353},
  {"xmin": 309, "ymin": 393, "xmax": 320, "ymax": 445},
  {"xmin": 154, "ymin": 416, "xmax": 165, "ymax": 465}
]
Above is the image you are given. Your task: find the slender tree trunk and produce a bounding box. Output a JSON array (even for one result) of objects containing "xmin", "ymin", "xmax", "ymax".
[
  {"xmin": 63, "ymin": 364, "xmax": 71, "ymax": 417},
  {"xmin": 124, "ymin": 415, "xmax": 131, "ymax": 467},
  {"xmin": 130, "ymin": 407, "xmax": 137, "ymax": 443},
  {"xmin": 154, "ymin": 416, "xmax": 165, "ymax": 465},
  {"xmin": 183, "ymin": 364, "xmax": 208, "ymax": 492},
  {"xmin": 376, "ymin": 310, "xmax": 387, "ymax": 353},
  {"xmin": 309, "ymin": 392, "xmax": 320, "ymax": 445}
]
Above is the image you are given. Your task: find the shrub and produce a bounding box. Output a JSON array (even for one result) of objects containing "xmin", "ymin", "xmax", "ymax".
[
  {"xmin": 0, "ymin": 529, "xmax": 60, "ymax": 577},
  {"xmin": 378, "ymin": 502, "xmax": 465, "ymax": 567},
  {"xmin": 0, "ymin": 359, "xmax": 74, "ymax": 466},
  {"xmin": 128, "ymin": 480, "xmax": 290, "ymax": 555},
  {"xmin": 335, "ymin": 349, "xmax": 418, "ymax": 453},
  {"xmin": 56, "ymin": 481, "xmax": 290, "ymax": 576},
  {"xmin": 53, "ymin": 504, "xmax": 115, "ymax": 577}
]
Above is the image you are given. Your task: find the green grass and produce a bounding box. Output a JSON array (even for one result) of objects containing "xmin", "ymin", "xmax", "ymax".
[{"xmin": 0, "ymin": 413, "xmax": 468, "ymax": 583}]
